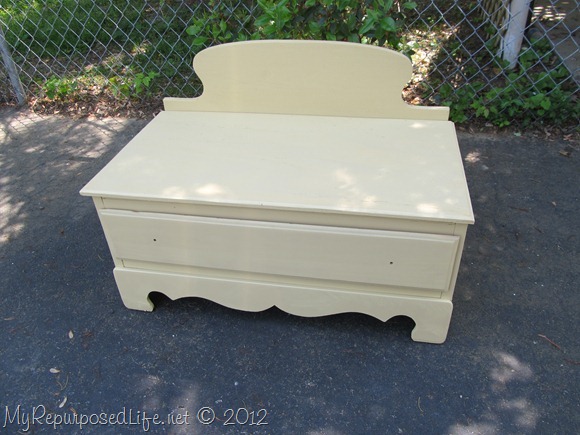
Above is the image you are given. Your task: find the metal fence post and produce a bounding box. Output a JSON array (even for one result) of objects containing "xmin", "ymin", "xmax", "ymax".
[
  {"xmin": 500, "ymin": 0, "xmax": 533, "ymax": 68},
  {"xmin": 0, "ymin": 23, "xmax": 26, "ymax": 106}
]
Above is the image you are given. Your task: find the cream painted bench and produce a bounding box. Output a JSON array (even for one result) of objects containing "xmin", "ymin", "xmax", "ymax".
[{"xmin": 80, "ymin": 40, "xmax": 474, "ymax": 343}]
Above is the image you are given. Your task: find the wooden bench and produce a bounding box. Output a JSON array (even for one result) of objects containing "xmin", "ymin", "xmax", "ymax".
[{"xmin": 80, "ymin": 40, "xmax": 474, "ymax": 343}]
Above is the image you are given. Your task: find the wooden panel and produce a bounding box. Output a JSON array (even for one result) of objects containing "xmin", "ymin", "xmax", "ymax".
[
  {"xmin": 114, "ymin": 267, "xmax": 454, "ymax": 343},
  {"xmin": 101, "ymin": 197, "xmax": 458, "ymax": 235},
  {"xmin": 100, "ymin": 210, "xmax": 460, "ymax": 291},
  {"xmin": 163, "ymin": 40, "xmax": 448, "ymax": 120},
  {"xmin": 121, "ymin": 259, "xmax": 444, "ymax": 299},
  {"xmin": 80, "ymin": 111, "xmax": 475, "ymax": 225}
]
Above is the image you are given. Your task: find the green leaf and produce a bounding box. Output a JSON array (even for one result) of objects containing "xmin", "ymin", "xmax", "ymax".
[
  {"xmin": 337, "ymin": 0, "xmax": 352, "ymax": 9},
  {"xmin": 380, "ymin": 16, "xmax": 397, "ymax": 33},
  {"xmin": 308, "ymin": 21, "xmax": 321, "ymax": 34},
  {"xmin": 347, "ymin": 33, "xmax": 359, "ymax": 42},
  {"xmin": 185, "ymin": 25, "xmax": 199, "ymax": 36},
  {"xmin": 540, "ymin": 98, "xmax": 551, "ymax": 110},
  {"xmin": 439, "ymin": 84, "xmax": 453, "ymax": 98},
  {"xmin": 255, "ymin": 15, "xmax": 272, "ymax": 27},
  {"xmin": 402, "ymin": 2, "xmax": 417, "ymax": 10},
  {"xmin": 530, "ymin": 93, "xmax": 545, "ymax": 105},
  {"xmin": 192, "ymin": 36, "xmax": 208, "ymax": 46},
  {"xmin": 263, "ymin": 25, "xmax": 278, "ymax": 37},
  {"xmin": 359, "ymin": 16, "xmax": 375, "ymax": 34}
]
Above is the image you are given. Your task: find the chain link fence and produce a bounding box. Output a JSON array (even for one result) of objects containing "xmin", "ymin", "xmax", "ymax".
[{"xmin": 0, "ymin": 1, "xmax": 577, "ymax": 127}]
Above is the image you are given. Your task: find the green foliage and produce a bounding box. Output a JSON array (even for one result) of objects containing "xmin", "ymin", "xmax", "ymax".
[
  {"xmin": 185, "ymin": 0, "xmax": 416, "ymax": 49},
  {"xmin": 134, "ymin": 71, "xmax": 160, "ymax": 95},
  {"xmin": 440, "ymin": 39, "xmax": 578, "ymax": 128},
  {"xmin": 43, "ymin": 76, "xmax": 78, "ymax": 100},
  {"xmin": 4, "ymin": 0, "xmax": 576, "ymax": 129},
  {"xmin": 109, "ymin": 71, "xmax": 159, "ymax": 98},
  {"xmin": 185, "ymin": 0, "xmax": 256, "ymax": 49},
  {"xmin": 1, "ymin": 0, "xmax": 146, "ymax": 56}
]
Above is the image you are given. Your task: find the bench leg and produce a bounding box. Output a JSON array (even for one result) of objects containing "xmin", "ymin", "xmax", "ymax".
[
  {"xmin": 409, "ymin": 303, "xmax": 453, "ymax": 344},
  {"xmin": 113, "ymin": 268, "xmax": 155, "ymax": 311}
]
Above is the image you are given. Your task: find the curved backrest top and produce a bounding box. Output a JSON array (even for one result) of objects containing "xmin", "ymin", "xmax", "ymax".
[{"xmin": 164, "ymin": 40, "xmax": 448, "ymax": 121}]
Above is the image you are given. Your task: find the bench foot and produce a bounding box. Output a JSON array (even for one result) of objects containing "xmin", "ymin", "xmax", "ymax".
[
  {"xmin": 410, "ymin": 312, "xmax": 453, "ymax": 344},
  {"xmin": 114, "ymin": 269, "xmax": 155, "ymax": 311}
]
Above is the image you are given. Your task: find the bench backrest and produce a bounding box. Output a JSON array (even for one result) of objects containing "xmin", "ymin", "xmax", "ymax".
[{"xmin": 164, "ymin": 40, "xmax": 448, "ymax": 121}]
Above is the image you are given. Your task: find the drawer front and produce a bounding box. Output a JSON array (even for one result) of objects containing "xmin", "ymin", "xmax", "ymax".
[{"xmin": 100, "ymin": 210, "xmax": 459, "ymax": 291}]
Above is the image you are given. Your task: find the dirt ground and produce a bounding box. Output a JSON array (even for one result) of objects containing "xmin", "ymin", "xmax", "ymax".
[{"xmin": 0, "ymin": 107, "xmax": 578, "ymax": 434}]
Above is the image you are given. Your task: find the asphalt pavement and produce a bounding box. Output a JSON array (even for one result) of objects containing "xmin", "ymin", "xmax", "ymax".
[{"xmin": 0, "ymin": 107, "xmax": 578, "ymax": 434}]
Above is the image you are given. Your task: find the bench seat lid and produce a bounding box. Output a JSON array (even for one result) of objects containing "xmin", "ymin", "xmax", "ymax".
[{"xmin": 80, "ymin": 110, "xmax": 474, "ymax": 224}]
